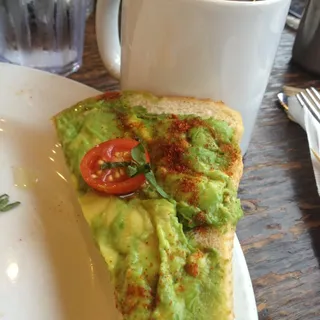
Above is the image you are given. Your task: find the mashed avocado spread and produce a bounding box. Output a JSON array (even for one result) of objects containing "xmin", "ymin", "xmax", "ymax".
[{"xmin": 54, "ymin": 92, "xmax": 243, "ymax": 319}]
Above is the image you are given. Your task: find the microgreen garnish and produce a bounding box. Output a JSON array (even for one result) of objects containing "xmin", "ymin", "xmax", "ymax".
[
  {"xmin": 131, "ymin": 143, "xmax": 147, "ymax": 165},
  {"xmin": 144, "ymin": 171, "xmax": 169, "ymax": 198},
  {"xmin": 127, "ymin": 163, "xmax": 151, "ymax": 177},
  {"xmin": 100, "ymin": 161, "xmax": 131, "ymax": 170},
  {"xmin": 99, "ymin": 143, "xmax": 169, "ymax": 198},
  {"xmin": 0, "ymin": 194, "xmax": 21, "ymax": 212},
  {"xmin": 129, "ymin": 143, "xmax": 169, "ymax": 198}
]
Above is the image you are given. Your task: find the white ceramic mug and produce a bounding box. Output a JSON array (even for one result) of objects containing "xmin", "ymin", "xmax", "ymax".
[{"xmin": 96, "ymin": 0, "xmax": 291, "ymax": 153}]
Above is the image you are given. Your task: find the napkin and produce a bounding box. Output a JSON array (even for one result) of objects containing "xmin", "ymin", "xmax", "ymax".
[{"xmin": 283, "ymin": 86, "xmax": 320, "ymax": 195}]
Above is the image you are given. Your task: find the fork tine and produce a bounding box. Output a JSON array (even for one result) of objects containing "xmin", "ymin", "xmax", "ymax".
[
  {"xmin": 299, "ymin": 91, "xmax": 320, "ymax": 124},
  {"xmin": 296, "ymin": 93, "xmax": 306, "ymax": 108},
  {"xmin": 311, "ymin": 87, "xmax": 320, "ymax": 102},
  {"xmin": 306, "ymin": 88, "xmax": 320, "ymax": 113}
]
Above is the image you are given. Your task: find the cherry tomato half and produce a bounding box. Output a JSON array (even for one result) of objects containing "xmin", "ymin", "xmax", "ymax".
[{"xmin": 80, "ymin": 138, "xmax": 150, "ymax": 195}]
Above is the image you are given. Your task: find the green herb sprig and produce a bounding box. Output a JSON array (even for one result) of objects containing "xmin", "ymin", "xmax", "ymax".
[
  {"xmin": 100, "ymin": 143, "xmax": 169, "ymax": 199},
  {"xmin": 130, "ymin": 143, "xmax": 169, "ymax": 199},
  {"xmin": 0, "ymin": 194, "xmax": 21, "ymax": 212},
  {"xmin": 100, "ymin": 161, "xmax": 131, "ymax": 170}
]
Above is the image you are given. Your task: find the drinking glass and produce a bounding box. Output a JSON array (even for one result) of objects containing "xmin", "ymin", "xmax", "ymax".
[{"xmin": 0, "ymin": 0, "xmax": 87, "ymax": 76}]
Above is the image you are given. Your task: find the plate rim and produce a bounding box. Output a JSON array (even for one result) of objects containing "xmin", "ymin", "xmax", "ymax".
[{"xmin": 0, "ymin": 63, "xmax": 258, "ymax": 320}]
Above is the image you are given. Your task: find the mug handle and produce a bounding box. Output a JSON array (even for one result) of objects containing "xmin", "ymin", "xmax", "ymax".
[{"xmin": 96, "ymin": 0, "xmax": 121, "ymax": 80}]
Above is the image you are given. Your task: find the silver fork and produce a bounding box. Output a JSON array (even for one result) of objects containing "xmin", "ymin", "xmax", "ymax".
[
  {"xmin": 296, "ymin": 87, "xmax": 320, "ymax": 124},
  {"xmin": 296, "ymin": 87, "xmax": 320, "ymax": 161}
]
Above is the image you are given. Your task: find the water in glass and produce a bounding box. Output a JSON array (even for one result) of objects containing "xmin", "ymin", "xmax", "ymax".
[{"xmin": 0, "ymin": 0, "xmax": 87, "ymax": 75}]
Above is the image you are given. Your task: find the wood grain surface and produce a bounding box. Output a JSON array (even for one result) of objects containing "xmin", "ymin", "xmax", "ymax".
[{"xmin": 69, "ymin": 8, "xmax": 320, "ymax": 320}]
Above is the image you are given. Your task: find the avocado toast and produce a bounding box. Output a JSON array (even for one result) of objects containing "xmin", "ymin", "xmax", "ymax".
[{"xmin": 53, "ymin": 91, "xmax": 244, "ymax": 320}]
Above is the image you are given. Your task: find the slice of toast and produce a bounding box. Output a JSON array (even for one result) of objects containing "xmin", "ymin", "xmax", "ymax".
[{"xmin": 53, "ymin": 91, "xmax": 244, "ymax": 320}]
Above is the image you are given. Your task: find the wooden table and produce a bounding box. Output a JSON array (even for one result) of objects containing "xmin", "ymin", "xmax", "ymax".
[{"xmin": 70, "ymin": 13, "xmax": 320, "ymax": 320}]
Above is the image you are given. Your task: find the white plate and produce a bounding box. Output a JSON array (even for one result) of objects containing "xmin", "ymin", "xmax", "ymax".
[{"xmin": 0, "ymin": 63, "xmax": 258, "ymax": 320}]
